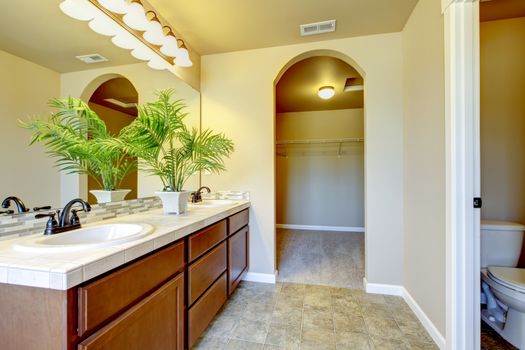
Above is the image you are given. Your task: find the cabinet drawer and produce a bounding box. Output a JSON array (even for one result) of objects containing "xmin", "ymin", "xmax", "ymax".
[
  {"xmin": 78, "ymin": 241, "xmax": 185, "ymax": 336},
  {"xmin": 78, "ymin": 273, "xmax": 185, "ymax": 350},
  {"xmin": 188, "ymin": 241, "xmax": 227, "ymax": 305},
  {"xmin": 188, "ymin": 220, "xmax": 226, "ymax": 262},
  {"xmin": 188, "ymin": 272, "xmax": 227, "ymax": 349},
  {"xmin": 228, "ymin": 209, "xmax": 249, "ymax": 236},
  {"xmin": 228, "ymin": 226, "xmax": 249, "ymax": 295}
]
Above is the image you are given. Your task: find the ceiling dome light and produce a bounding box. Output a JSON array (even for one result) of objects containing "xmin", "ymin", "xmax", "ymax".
[
  {"xmin": 59, "ymin": 0, "xmax": 96, "ymax": 21},
  {"xmin": 318, "ymin": 86, "xmax": 335, "ymax": 100},
  {"xmin": 122, "ymin": 2, "xmax": 150, "ymax": 31},
  {"xmin": 97, "ymin": 0, "xmax": 129, "ymax": 14}
]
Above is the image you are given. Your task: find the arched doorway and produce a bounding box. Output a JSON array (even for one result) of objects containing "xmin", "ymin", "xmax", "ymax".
[
  {"xmin": 274, "ymin": 52, "xmax": 366, "ymax": 288},
  {"xmin": 86, "ymin": 77, "xmax": 139, "ymax": 204}
]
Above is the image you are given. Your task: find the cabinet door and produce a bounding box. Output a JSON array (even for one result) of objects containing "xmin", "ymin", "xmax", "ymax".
[
  {"xmin": 78, "ymin": 273, "xmax": 184, "ymax": 350},
  {"xmin": 228, "ymin": 226, "xmax": 249, "ymax": 294}
]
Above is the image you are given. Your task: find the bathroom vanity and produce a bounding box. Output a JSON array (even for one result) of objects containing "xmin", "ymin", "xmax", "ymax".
[{"xmin": 0, "ymin": 201, "xmax": 250, "ymax": 350}]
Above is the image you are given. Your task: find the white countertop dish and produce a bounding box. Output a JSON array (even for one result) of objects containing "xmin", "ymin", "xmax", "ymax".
[{"xmin": 0, "ymin": 200, "xmax": 250, "ymax": 290}]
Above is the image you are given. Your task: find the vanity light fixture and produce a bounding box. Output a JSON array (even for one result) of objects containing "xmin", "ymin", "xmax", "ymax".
[
  {"xmin": 59, "ymin": 0, "xmax": 193, "ymax": 70},
  {"xmin": 318, "ymin": 86, "xmax": 335, "ymax": 100}
]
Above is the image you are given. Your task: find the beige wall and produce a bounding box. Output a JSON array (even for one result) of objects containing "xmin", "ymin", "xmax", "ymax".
[
  {"xmin": 201, "ymin": 34, "xmax": 404, "ymax": 284},
  {"xmin": 480, "ymin": 17, "xmax": 525, "ymax": 224},
  {"xmin": 60, "ymin": 62, "xmax": 201, "ymax": 205},
  {"xmin": 276, "ymin": 109, "xmax": 364, "ymax": 227},
  {"xmin": 402, "ymin": 0, "xmax": 445, "ymax": 337},
  {"xmin": 0, "ymin": 50, "xmax": 61, "ymax": 209}
]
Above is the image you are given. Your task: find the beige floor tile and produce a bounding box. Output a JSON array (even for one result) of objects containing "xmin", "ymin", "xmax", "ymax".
[
  {"xmin": 265, "ymin": 323, "xmax": 301, "ymax": 348},
  {"xmin": 369, "ymin": 337, "xmax": 409, "ymax": 350},
  {"xmin": 301, "ymin": 326, "xmax": 336, "ymax": 348},
  {"xmin": 272, "ymin": 304, "xmax": 303, "ymax": 326},
  {"xmin": 395, "ymin": 318, "xmax": 434, "ymax": 343},
  {"xmin": 333, "ymin": 312, "xmax": 367, "ymax": 333},
  {"xmin": 276, "ymin": 293, "xmax": 305, "ymax": 308},
  {"xmin": 303, "ymin": 305, "xmax": 334, "ymax": 330},
  {"xmin": 335, "ymin": 331, "xmax": 372, "ymax": 349},
  {"xmin": 205, "ymin": 315, "xmax": 239, "ymax": 338},
  {"xmin": 226, "ymin": 339, "xmax": 264, "ymax": 350},
  {"xmin": 304, "ymin": 293, "xmax": 332, "ymax": 309},
  {"xmin": 405, "ymin": 340, "xmax": 439, "ymax": 350},
  {"xmin": 232, "ymin": 319, "xmax": 269, "ymax": 343},
  {"xmin": 361, "ymin": 303, "xmax": 394, "ymax": 319},
  {"xmin": 364, "ymin": 316, "xmax": 404, "ymax": 341},
  {"xmin": 192, "ymin": 335, "xmax": 229, "ymax": 350}
]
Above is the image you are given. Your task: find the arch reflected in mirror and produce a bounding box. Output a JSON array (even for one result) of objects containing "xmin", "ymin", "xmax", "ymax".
[{"xmin": 87, "ymin": 77, "xmax": 138, "ymax": 204}]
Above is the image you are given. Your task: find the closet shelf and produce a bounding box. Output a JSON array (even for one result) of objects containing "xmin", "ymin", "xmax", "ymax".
[{"xmin": 275, "ymin": 137, "xmax": 364, "ymax": 145}]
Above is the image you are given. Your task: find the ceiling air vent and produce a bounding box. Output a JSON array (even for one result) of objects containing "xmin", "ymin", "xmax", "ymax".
[
  {"xmin": 300, "ymin": 20, "xmax": 336, "ymax": 36},
  {"xmin": 75, "ymin": 54, "xmax": 108, "ymax": 64}
]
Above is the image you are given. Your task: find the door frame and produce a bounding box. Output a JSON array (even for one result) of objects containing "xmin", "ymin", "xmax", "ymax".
[{"xmin": 443, "ymin": 0, "xmax": 481, "ymax": 349}]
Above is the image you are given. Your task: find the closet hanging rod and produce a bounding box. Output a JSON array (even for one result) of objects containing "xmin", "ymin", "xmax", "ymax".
[{"xmin": 275, "ymin": 137, "xmax": 364, "ymax": 145}]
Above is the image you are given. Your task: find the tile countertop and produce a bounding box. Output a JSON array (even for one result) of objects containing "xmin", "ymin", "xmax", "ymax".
[{"xmin": 0, "ymin": 200, "xmax": 250, "ymax": 290}]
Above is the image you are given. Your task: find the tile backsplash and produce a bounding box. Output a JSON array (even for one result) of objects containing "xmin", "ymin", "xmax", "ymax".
[
  {"xmin": 0, "ymin": 197, "xmax": 162, "ymax": 239},
  {"xmin": 0, "ymin": 191, "xmax": 249, "ymax": 240}
]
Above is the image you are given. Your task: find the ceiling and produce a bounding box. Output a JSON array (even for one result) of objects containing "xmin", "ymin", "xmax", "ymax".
[
  {"xmin": 276, "ymin": 56, "xmax": 363, "ymax": 113},
  {"xmin": 480, "ymin": 0, "xmax": 525, "ymax": 22},
  {"xmin": 1, "ymin": 1, "xmax": 418, "ymax": 73},
  {"xmin": 148, "ymin": 0, "xmax": 418, "ymax": 55},
  {"xmin": 89, "ymin": 77, "xmax": 138, "ymax": 116},
  {"xmin": 0, "ymin": 1, "xmax": 140, "ymax": 73}
]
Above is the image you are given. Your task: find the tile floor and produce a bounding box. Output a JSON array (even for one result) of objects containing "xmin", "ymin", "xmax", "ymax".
[
  {"xmin": 480, "ymin": 320, "xmax": 517, "ymax": 350},
  {"xmin": 276, "ymin": 229, "xmax": 365, "ymax": 289},
  {"xmin": 193, "ymin": 281, "xmax": 438, "ymax": 349}
]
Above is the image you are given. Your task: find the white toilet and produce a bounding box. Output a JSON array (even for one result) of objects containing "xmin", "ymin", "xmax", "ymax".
[{"xmin": 481, "ymin": 220, "xmax": 525, "ymax": 349}]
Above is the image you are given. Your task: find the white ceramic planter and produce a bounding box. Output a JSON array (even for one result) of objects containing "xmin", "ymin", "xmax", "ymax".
[
  {"xmin": 155, "ymin": 191, "xmax": 191, "ymax": 214},
  {"xmin": 90, "ymin": 189, "xmax": 131, "ymax": 204}
]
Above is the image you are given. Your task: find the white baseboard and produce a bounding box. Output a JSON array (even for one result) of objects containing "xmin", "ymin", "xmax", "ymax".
[
  {"xmin": 402, "ymin": 288, "xmax": 446, "ymax": 349},
  {"xmin": 276, "ymin": 224, "xmax": 365, "ymax": 233},
  {"xmin": 363, "ymin": 278, "xmax": 445, "ymax": 349},
  {"xmin": 363, "ymin": 277, "xmax": 403, "ymax": 296},
  {"xmin": 242, "ymin": 271, "xmax": 276, "ymax": 284}
]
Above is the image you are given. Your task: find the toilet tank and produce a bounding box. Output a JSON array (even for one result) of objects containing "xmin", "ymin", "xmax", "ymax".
[{"xmin": 481, "ymin": 220, "xmax": 525, "ymax": 268}]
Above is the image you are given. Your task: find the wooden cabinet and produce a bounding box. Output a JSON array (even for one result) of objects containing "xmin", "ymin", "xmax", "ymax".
[
  {"xmin": 0, "ymin": 208, "xmax": 249, "ymax": 350},
  {"xmin": 228, "ymin": 226, "xmax": 249, "ymax": 294},
  {"xmin": 78, "ymin": 273, "xmax": 184, "ymax": 350},
  {"xmin": 188, "ymin": 241, "xmax": 227, "ymax": 305},
  {"xmin": 188, "ymin": 273, "xmax": 228, "ymax": 348},
  {"xmin": 78, "ymin": 241, "xmax": 185, "ymax": 336}
]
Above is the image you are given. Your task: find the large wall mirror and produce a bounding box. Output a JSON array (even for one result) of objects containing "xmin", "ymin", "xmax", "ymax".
[{"xmin": 0, "ymin": 0, "xmax": 200, "ymax": 214}]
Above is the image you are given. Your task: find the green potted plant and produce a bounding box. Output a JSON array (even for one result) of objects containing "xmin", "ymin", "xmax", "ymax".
[
  {"xmin": 20, "ymin": 97, "xmax": 135, "ymax": 203},
  {"xmin": 119, "ymin": 90, "xmax": 234, "ymax": 214}
]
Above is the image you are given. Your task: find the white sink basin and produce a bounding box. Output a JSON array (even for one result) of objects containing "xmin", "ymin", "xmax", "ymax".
[
  {"xmin": 14, "ymin": 223, "xmax": 154, "ymax": 253},
  {"xmin": 188, "ymin": 200, "xmax": 239, "ymax": 208}
]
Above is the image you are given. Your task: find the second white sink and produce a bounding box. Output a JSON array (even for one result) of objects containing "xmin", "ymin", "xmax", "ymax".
[
  {"xmin": 188, "ymin": 200, "xmax": 238, "ymax": 208},
  {"xmin": 14, "ymin": 223, "xmax": 154, "ymax": 253}
]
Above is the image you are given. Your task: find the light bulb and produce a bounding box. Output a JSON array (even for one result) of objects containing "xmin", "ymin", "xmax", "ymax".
[
  {"xmin": 97, "ymin": 0, "xmax": 129, "ymax": 14},
  {"xmin": 318, "ymin": 86, "xmax": 335, "ymax": 99},
  {"xmin": 88, "ymin": 14, "xmax": 120, "ymax": 36},
  {"xmin": 143, "ymin": 20, "xmax": 165, "ymax": 45},
  {"xmin": 160, "ymin": 35, "xmax": 179, "ymax": 57},
  {"xmin": 59, "ymin": 0, "xmax": 96, "ymax": 21},
  {"xmin": 122, "ymin": 2, "xmax": 150, "ymax": 31},
  {"xmin": 174, "ymin": 47, "xmax": 192, "ymax": 67}
]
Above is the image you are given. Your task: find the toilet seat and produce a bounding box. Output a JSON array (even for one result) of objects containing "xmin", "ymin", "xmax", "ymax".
[{"xmin": 488, "ymin": 266, "xmax": 525, "ymax": 293}]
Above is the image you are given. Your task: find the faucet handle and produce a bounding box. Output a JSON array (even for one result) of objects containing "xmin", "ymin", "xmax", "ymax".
[
  {"xmin": 35, "ymin": 212, "xmax": 58, "ymax": 235},
  {"xmin": 70, "ymin": 208, "xmax": 86, "ymax": 225},
  {"xmin": 33, "ymin": 206, "xmax": 52, "ymax": 212}
]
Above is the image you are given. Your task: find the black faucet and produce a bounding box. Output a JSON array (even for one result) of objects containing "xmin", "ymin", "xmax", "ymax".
[
  {"xmin": 191, "ymin": 186, "xmax": 211, "ymax": 203},
  {"xmin": 35, "ymin": 198, "xmax": 91, "ymax": 235},
  {"xmin": 1, "ymin": 196, "xmax": 28, "ymax": 213}
]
